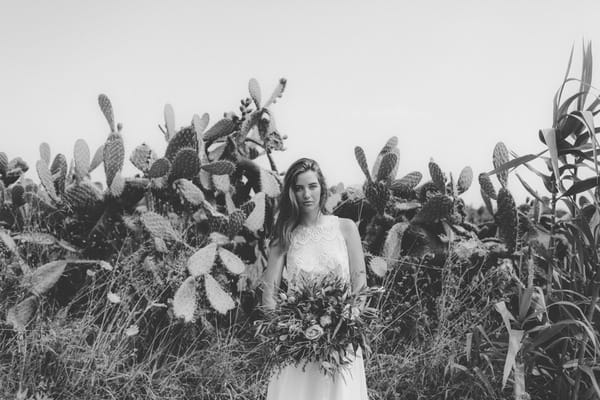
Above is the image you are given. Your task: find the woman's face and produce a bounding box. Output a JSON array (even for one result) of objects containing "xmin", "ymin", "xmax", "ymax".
[{"xmin": 293, "ymin": 170, "xmax": 321, "ymax": 214}]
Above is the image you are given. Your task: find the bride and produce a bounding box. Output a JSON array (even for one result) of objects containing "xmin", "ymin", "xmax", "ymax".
[{"xmin": 262, "ymin": 158, "xmax": 369, "ymax": 400}]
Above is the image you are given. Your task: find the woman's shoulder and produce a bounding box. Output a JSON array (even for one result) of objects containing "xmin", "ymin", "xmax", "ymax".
[{"xmin": 335, "ymin": 216, "xmax": 359, "ymax": 238}]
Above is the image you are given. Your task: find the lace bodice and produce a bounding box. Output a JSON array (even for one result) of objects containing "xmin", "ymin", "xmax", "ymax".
[{"xmin": 284, "ymin": 215, "xmax": 350, "ymax": 288}]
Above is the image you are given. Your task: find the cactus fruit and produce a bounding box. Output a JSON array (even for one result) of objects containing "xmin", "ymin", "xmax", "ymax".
[
  {"xmin": 98, "ymin": 94, "xmax": 116, "ymax": 133},
  {"xmin": 204, "ymin": 273, "xmax": 235, "ymax": 314},
  {"xmin": 413, "ymin": 194, "xmax": 454, "ymax": 224},
  {"xmin": 39, "ymin": 143, "xmax": 51, "ymax": 164},
  {"xmin": 456, "ymin": 166, "xmax": 473, "ymax": 195},
  {"xmin": 354, "ymin": 146, "xmax": 371, "ymax": 181},
  {"xmin": 428, "ymin": 159, "xmax": 446, "ymax": 193},
  {"xmin": 493, "ymin": 142, "xmax": 510, "ymax": 187},
  {"xmin": 200, "ymin": 160, "xmax": 236, "ymax": 176},
  {"xmin": 36, "ymin": 160, "xmax": 59, "ymax": 203},
  {"xmin": 495, "ymin": 188, "xmax": 518, "ymax": 252},
  {"xmin": 171, "ymin": 148, "xmax": 200, "ymax": 180},
  {"xmin": 103, "ymin": 133, "xmax": 125, "ymax": 188},
  {"xmin": 248, "ymin": 78, "xmax": 262, "ymax": 109},
  {"xmin": 130, "ymin": 143, "xmax": 157, "ymax": 174},
  {"xmin": 478, "ymin": 173, "xmax": 497, "ymax": 200},
  {"xmin": 148, "ymin": 158, "xmax": 171, "ymax": 179},
  {"xmin": 188, "ymin": 243, "xmax": 217, "ymax": 276},
  {"xmin": 203, "ymin": 119, "xmax": 237, "ymax": 143},
  {"xmin": 165, "ymin": 127, "xmax": 199, "ymax": 162},
  {"xmin": 74, "ymin": 139, "xmax": 91, "ymax": 180},
  {"xmin": 172, "ymin": 276, "xmax": 197, "ymax": 322}
]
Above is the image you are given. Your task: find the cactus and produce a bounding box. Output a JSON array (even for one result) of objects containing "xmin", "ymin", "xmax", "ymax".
[
  {"xmin": 63, "ymin": 182, "xmax": 102, "ymax": 213},
  {"xmin": 39, "ymin": 143, "xmax": 51, "ymax": 165},
  {"xmin": 174, "ymin": 179, "xmax": 205, "ymax": 205},
  {"xmin": 148, "ymin": 158, "xmax": 171, "ymax": 179},
  {"xmin": 50, "ymin": 154, "xmax": 68, "ymax": 195},
  {"xmin": 375, "ymin": 152, "xmax": 399, "ymax": 182},
  {"xmin": 36, "ymin": 160, "xmax": 59, "ymax": 203},
  {"xmin": 456, "ymin": 166, "xmax": 473, "ymax": 195},
  {"xmin": 204, "ymin": 119, "xmax": 237, "ymax": 144},
  {"xmin": 171, "ymin": 148, "xmax": 200, "ymax": 180},
  {"xmin": 103, "ymin": 133, "xmax": 125, "ymax": 188},
  {"xmin": 172, "ymin": 276, "xmax": 197, "ymax": 322},
  {"xmin": 493, "ymin": 141, "xmax": 510, "ymax": 187},
  {"xmin": 428, "ymin": 159, "xmax": 446, "ymax": 193},
  {"xmin": 165, "ymin": 127, "xmax": 198, "ymax": 162},
  {"xmin": 248, "ymin": 78, "xmax": 262, "ymax": 109},
  {"xmin": 163, "ymin": 103, "xmax": 176, "ymax": 141},
  {"xmin": 204, "ymin": 273, "xmax": 235, "ymax": 314},
  {"xmin": 130, "ymin": 143, "xmax": 157, "ymax": 174},
  {"xmin": 74, "ymin": 139, "xmax": 91, "ymax": 180},
  {"xmin": 11, "ymin": 185, "xmax": 25, "ymax": 208},
  {"xmin": 413, "ymin": 194, "xmax": 454, "ymax": 224},
  {"xmin": 98, "ymin": 94, "xmax": 116, "ymax": 133},
  {"xmin": 354, "ymin": 146, "xmax": 372, "ymax": 181},
  {"xmin": 495, "ymin": 188, "xmax": 518, "ymax": 252},
  {"xmin": 201, "ymin": 160, "xmax": 236, "ymax": 175},
  {"xmin": 0, "ymin": 152, "xmax": 7, "ymax": 177}
]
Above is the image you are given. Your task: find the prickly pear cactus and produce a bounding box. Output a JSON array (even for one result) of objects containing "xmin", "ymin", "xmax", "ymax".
[{"xmin": 495, "ymin": 188, "xmax": 518, "ymax": 253}]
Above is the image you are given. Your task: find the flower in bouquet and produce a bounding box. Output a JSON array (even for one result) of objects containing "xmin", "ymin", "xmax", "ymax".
[
  {"xmin": 319, "ymin": 314, "xmax": 332, "ymax": 327},
  {"xmin": 304, "ymin": 324, "xmax": 324, "ymax": 340}
]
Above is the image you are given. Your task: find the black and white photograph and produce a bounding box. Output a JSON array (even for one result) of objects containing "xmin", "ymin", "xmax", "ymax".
[{"xmin": 2, "ymin": 1, "xmax": 600, "ymax": 399}]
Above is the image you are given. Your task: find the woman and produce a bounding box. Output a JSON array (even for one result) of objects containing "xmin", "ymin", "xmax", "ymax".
[{"xmin": 262, "ymin": 158, "xmax": 369, "ymax": 400}]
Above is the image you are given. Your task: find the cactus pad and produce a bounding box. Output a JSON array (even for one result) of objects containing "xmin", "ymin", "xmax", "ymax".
[
  {"xmin": 416, "ymin": 181, "xmax": 442, "ymax": 202},
  {"xmin": 188, "ymin": 243, "xmax": 217, "ymax": 276},
  {"xmin": 63, "ymin": 182, "xmax": 102, "ymax": 212},
  {"xmin": 0, "ymin": 152, "xmax": 7, "ymax": 176},
  {"xmin": 208, "ymin": 214, "xmax": 229, "ymax": 235},
  {"xmin": 141, "ymin": 211, "xmax": 180, "ymax": 242},
  {"xmin": 365, "ymin": 181, "xmax": 390, "ymax": 215},
  {"xmin": 264, "ymin": 78, "xmax": 287, "ymax": 108},
  {"xmin": 11, "ymin": 185, "xmax": 25, "ymax": 207},
  {"xmin": 39, "ymin": 143, "xmax": 51, "ymax": 164},
  {"xmin": 212, "ymin": 174, "xmax": 231, "ymax": 193},
  {"xmin": 36, "ymin": 160, "xmax": 59, "ymax": 202},
  {"xmin": 260, "ymin": 169, "xmax": 281, "ymax": 197},
  {"xmin": 218, "ymin": 247, "xmax": 246, "ymax": 275},
  {"xmin": 457, "ymin": 166, "xmax": 473, "ymax": 195},
  {"xmin": 103, "ymin": 133, "xmax": 125, "ymax": 188},
  {"xmin": 192, "ymin": 113, "xmax": 210, "ymax": 138},
  {"xmin": 200, "ymin": 160, "xmax": 236, "ymax": 176},
  {"xmin": 89, "ymin": 144, "xmax": 104, "ymax": 173},
  {"xmin": 164, "ymin": 103, "xmax": 176, "ymax": 141},
  {"xmin": 376, "ymin": 152, "xmax": 399, "ymax": 182},
  {"xmin": 478, "ymin": 173, "xmax": 497, "ymax": 200},
  {"xmin": 395, "ymin": 171, "xmax": 422, "ymax": 189},
  {"xmin": 428, "ymin": 159, "xmax": 446, "ymax": 193},
  {"xmin": 248, "ymin": 78, "xmax": 262, "ymax": 109},
  {"xmin": 172, "ymin": 276, "xmax": 197, "ymax": 322},
  {"xmin": 203, "ymin": 119, "xmax": 237, "ymax": 143},
  {"xmin": 369, "ymin": 256, "xmax": 388, "ymax": 278},
  {"xmin": 243, "ymin": 192, "xmax": 265, "ymax": 232},
  {"xmin": 496, "ymin": 188, "xmax": 517, "ymax": 252},
  {"xmin": 493, "ymin": 142, "xmax": 510, "ymax": 187},
  {"xmin": 98, "ymin": 94, "xmax": 116, "ymax": 132},
  {"xmin": 74, "ymin": 139, "xmax": 91, "ymax": 180},
  {"xmin": 174, "ymin": 179, "xmax": 205, "ymax": 205},
  {"xmin": 130, "ymin": 143, "xmax": 157, "ymax": 174},
  {"xmin": 204, "ymin": 273, "xmax": 235, "ymax": 314},
  {"xmin": 50, "ymin": 154, "xmax": 68, "ymax": 195},
  {"xmin": 165, "ymin": 127, "xmax": 198, "ymax": 162},
  {"xmin": 148, "ymin": 158, "xmax": 171, "ymax": 179},
  {"xmin": 171, "ymin": 148, "xmax": 200, "ymax": 180},
  {"xmin": 227, "ymin": 209, "xmax": 246, "ymax": 237},
  {"xmin": 413, "ymin": 194, "xmax": 454, "ymax": 224},
  {"xmin": 354, "ymin": 146, "xmax": 371, "ymax": 181}
]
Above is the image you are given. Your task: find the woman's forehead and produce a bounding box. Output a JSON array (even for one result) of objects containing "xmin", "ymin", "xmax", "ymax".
[{"xmin": 294, "ymin": 170, "xmax": 319, "ymax": 185}]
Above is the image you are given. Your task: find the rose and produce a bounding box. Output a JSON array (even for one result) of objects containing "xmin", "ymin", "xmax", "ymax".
[
  {"xmin": 304, "ymin": 324, "xmax": 324, "ymax": 340},
  {"xmin": 319, "ymin": 315, "xmax": 332, "ymax": 327}
]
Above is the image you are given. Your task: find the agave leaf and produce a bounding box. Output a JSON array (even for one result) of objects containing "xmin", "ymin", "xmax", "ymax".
[
  {"xmin": 263, "ymin": 78, "xmax": 287, "ymax": 108},
  {"xmin": 164, "ymin": 104, "xmax": 176, "ymax": 141},
  {"xmin": 188, "ymin": 243, "xmax": 217, "ymax": 277},
  {"xmin": 26, "ymin": 260, "xmax": 68, "ymax": 296},
  {"xmin": 39, "ymin": 143, "xmax": 51, "ymax": 165},
  {"xmin": 502, "ymin": 329, "xmax": 524, "ymax": 389},
  {"xmin": 98, "ymin": 94, "xmax": 116, "ymax": 133},
  {"xmin": 218, "ymin": 247, "xmax": 245, "ymax": 275},
  {"xmin": 172, "ymin": 276, "xmax": 197, "ymax": 322},
  {"xmin": 561, "ymin": 176, "xmax": 600, "ymax": 198},
  {"xmin": 248, "ymin": 78, "xmax": 262, "ymax": 109},
  {"xmin": 540, "ymin": 129, "xmax": 561, "ymax": 187},
  {"xmin": 369, "ymin": 256, "xmax": 387, "ymax": 278},
  {"xmin": 6, "ymin": 296, "xmax": 38, "ymax": 332},
  {"xmin": 494, "ymin": 301, "xmax": 516, "ymax": 333},
  {"xmin": 204, "ymin": 273, "xmax": 235, "ymax": 314}
]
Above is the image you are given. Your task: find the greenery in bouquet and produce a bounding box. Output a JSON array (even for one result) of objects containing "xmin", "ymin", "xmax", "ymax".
[{"xmin": 254, "ymin": 273, "xmax": 382, "ymax": 379}]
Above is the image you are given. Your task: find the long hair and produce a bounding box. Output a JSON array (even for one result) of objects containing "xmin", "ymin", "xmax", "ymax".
[{"xmin": 272, "ymin": 158, "xmax": 328, "ymax": 250}]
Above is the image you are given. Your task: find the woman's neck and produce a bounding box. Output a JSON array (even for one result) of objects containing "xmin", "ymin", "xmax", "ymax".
[{"xmin": 298, "ymin": 210, "xmax": 322, "ymax": 227}]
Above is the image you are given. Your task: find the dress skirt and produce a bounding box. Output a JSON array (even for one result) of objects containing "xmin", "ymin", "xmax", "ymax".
[{"xmin": 265, "ymin": 347, "xmax": 368, "ymax": 400}]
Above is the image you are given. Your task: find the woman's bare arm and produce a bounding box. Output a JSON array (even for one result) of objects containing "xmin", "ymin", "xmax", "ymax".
[
  {"xmin": 339, "ymin": 218, "xmax": 367, "ymax": 293},
  {"xmin": 261, "ymin": 241, "xmax": 286, "ymax": 310}
]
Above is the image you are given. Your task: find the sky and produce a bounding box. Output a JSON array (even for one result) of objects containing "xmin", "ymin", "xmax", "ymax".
[{"xmin": 2, "ymin": 1, "xmax": 600, "ymax": 206}]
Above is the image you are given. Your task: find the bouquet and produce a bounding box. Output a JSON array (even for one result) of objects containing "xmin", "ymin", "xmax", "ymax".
[{"xmin": 255, "ymin": 273, "xmax": 382, "ymax": 379}]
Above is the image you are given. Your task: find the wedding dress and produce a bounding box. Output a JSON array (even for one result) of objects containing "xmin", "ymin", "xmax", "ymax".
[{"xmin": 266, "ymin": 215, "xmax": 369, "ymax": 400}]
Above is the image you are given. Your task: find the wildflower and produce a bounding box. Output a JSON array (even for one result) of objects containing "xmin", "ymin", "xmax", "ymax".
[{"xmin": 304, "ymin": 324, "xmax": 324, "ymax": 340}]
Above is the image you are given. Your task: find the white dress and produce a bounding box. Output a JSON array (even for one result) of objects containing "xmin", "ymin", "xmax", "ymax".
[{"xmin": 266, "ymin": 215, "xmax": 369, "ymax": 400}]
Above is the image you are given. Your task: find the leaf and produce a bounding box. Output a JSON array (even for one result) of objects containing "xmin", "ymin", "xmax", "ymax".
[
  {"xmin": 172, "ymin": 276, "xmax": 197, "ymax": 322},
  {"xmin": 187, "ymin": 243, "xmax": 217, "ymax": 277},
  {"xmin": 27, "ymin": 260, "xmax": 68, "ymax": 296},
  {"xmin": 218, "ymin": 247, "xmax": 245, "ymax": 275},
  {"xmin": 502, "ymin": 329, "xmax": 524, "ymax": 389},
  {"xmin": 248, "ymin": 78, "xmax": 262, "ymax": 109},
  {"xmin": 369, "ymin": 256, "xmax": 388, "ymax": 277},
  {"xmin": 580, "ymin": 365, "xmax": 600, "ymax": 398},
  {"xmin": 204, "ymin": 273, "xmax": 235, "ymax": 314},
  {"xmin": 6, "ymin": 296, "xmax": 38, "ymax": 332},
  {"xmin": 494, "ymin": 301, "xmax": 516, "ymax": 333},
  {"xmin": 561, "ymin": 176, "xmax": 600, "ymax": 198},
  {"xmin": 540, "ymin": 129, "xmax": 561, "ymax": 187}
]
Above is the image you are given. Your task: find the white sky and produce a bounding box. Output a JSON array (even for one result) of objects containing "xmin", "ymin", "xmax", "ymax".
[{"xmin": 2, "ymin": 1, "xmax": 600, "ymax": 206}]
